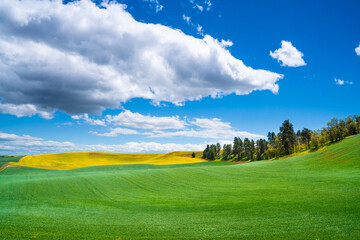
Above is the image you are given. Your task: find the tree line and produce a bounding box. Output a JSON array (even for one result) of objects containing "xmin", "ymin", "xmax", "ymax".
[{"xmin": 202, "ymin": 115, "xmax": 360, "ymax": 161}]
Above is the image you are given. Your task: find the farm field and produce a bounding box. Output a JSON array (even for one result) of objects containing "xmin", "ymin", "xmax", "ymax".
[
  {"xmin": 0, "ymin": 135, "xmax": 360, "ymax": 239},
  {"xmin": 9, "ymin": 151, "xmax": 205, "ymax": 170},
  {"xmin": 0, "ymin": 156, "xmax": 22, "ymax": 171}
]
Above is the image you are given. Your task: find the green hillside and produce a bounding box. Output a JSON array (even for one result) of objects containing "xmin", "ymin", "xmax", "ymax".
[
  {"xmin": 0, "ymin": 156, "xmax": 21, "ymax": 169},
  {"xmin": 0, "ymin": 135, "xmax": 359, "ymax": 239}
]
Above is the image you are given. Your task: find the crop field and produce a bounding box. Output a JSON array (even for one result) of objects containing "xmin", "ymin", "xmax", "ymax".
[
  {"xmin": 0, "ymin": 156, "xmax": 22, "ymax": 171},
  {"xmin": 0, "ymin": 135, "xmax": 360, "ymax": 239},
  {"xmin": 10, "ymin": 151, "xmax": 205, "ymax": 170}
]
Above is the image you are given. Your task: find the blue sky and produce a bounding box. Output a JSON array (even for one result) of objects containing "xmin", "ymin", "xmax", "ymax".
[{"xmin": 0, "ymin": 0, "xmax": 359, "ymax": 154}]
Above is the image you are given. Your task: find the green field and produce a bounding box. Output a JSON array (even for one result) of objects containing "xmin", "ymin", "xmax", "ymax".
[
  {"xmin": 0, "ymin": 156, "xmax": 21, "ymax": 168},
  {"xmin": 0, "ymin": 135, "xmax": 360, "ymax": 239}
]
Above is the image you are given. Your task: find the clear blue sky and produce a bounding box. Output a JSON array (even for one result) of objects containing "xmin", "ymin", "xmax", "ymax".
[{"xmin": 0, "ymin": 0, "xmax": 359, "ymax": 154}]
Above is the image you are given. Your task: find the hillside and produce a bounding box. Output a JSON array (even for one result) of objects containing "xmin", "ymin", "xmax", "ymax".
[
  {"xmin": 9, "ymin": 151, "xmax": 205, "ymax": 170},
  {"xmin": 0, "ymin": 135, "xmax": 359, "ymax": 239}
]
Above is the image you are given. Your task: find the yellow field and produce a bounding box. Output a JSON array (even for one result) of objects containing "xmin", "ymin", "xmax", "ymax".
[{"xmin": 10, "ymin": 151, "xmax": 205, "ymax": 170}]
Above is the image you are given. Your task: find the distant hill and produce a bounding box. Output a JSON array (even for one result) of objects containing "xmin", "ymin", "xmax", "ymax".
[{"xmin": 9, "ymin": 151, "xmax": 205, "ymax": 170}]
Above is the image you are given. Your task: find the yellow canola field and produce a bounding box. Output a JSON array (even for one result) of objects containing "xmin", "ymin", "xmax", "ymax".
[{"xmin": 10, "ymin": 151, "xmax": 205, "ymax": 170}]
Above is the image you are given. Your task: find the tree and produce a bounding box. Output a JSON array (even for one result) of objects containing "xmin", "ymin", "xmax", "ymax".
[
  {"xmin": 354, "ymin": 115, "xmax": 360, "ymax": 133},
  {"xmin": 301, "ymin": 128, "xmax": 312, "ymax": 149},
  {"xmin": 337, "ymin": 119, "xmax": 347, "ymax": 141},
  {"xmin": 207, "ymin": 145, "xmax": 217, "ymax": 161},
  {"xmin": 243, "ymin": 138, "xmax": 251, "ymax": 159},
  {"xmin": 310, "ymin": 131, "xmax": 320, "ymax": 149},
  {"xmin": 256, "ymin": 139, "xmax": 268, "ymax": 160},
  {"xmin": 279, "ymin": 120, "xmax": 296, "ymax": 155},
  {"xmin": 202, "ymin": 145, "xmax": 210, "ymax": 159},
  {"xmin": 232, "ymin": 137, "xmax": 241, "ymax": 159},
  {"xmin": 204, "ymin": 114, "xmax": 358, "ymax": 162},
  {"xmin": 267, "ymin": 132, "xmax": 276, "ymax": 148},
  {"xmin": 250, "ymin": 140, "xmax": 255, "ymax": 160},
  {"xmin": 216, "ymin": 143, "xmax": 221, "ymax": 157},
  {"xmin": 327, "ymin": 118, "xmax": 338, "ymax": 143},
  {"xmin": 222, "ymin": 144, "xmax": 232, "ymax": 160},
  {"xmin": 346, "ymin": 115, "xmax": 358, "ymax": 135},
  {"xmin": 192, "ymin": 152, "xmax": 195, "ymax": 158},
  {"xmin": 267, "ymin": 132, "xmax": 275, "ymax": 141}
]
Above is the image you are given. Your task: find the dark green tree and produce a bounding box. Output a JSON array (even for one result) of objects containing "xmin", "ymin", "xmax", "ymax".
[
  {"xmin": 279, "ymin": 120, "xmax": 296, "ymax": 155},
  {"xmin": 202, "ymin": 145, "xmax": 210, "ymax": 159},
  {"xmin": 267, "ymin": 132, "xmax": 276, "ymax": 148},
  {"xmin": 232, "ymin": 137, "xmax": 241, "ymax": 159},
  {"xmin": 216, "ymin": 143, "xmax": 221, "ymax": 157},
  {"xmin": 238, "ymin": 138, "xmax": 244, "ymax": 159},
  {"xmin": 250, "ymin": 140, "xmax": 255, "ymax": 160},
  {"xmin": 256, "ymin": 139, "xmax": 268, "ymax": 160},
  {"xmin": 222, "ymin": 144, "xmax": 232, "ymax": 160},
  {"xmin": 207, "ymin": 145, "xmax": 217, "ymax": 161},
  {"xmin": 192, "ymin": 152, "xmax": 195, "ymax": 158},
  {"xmin": 243, "ymin": 138, "xmax": 251, "ymax": 159}
]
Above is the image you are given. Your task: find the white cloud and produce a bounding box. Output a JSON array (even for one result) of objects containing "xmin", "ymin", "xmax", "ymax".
[
  {"xmin": 356, "ymin": 43, "xmax": 360, "ymax": 56},
  {"xmin": 147, "ymin": 117, "xmax": 265, "ymax": 139},
  {"xmin": 196, "ymin": 24, "xmax": 204, "ymax": 35},
  {"xmin": 220, "ymin": 39, "xmax": 233, "ymax": 48},
  {"xmin": 191, "ymin": 118, "xmax": 231, "ymax": 129},
  {"xmin": 0, "ymin": 132, "xmax": 42, "ymax": 142},
  {"xmin": 72, "ymin": 114, "xmax": 106, "ymax": 126},
  {"xmin": 90, "ymin": 127, "xmax": 140, "ymax": 137},
  {"xmin": 0, "ymin": 103, "xmax": 53, "ymax": 119},
  {"xmin": 182, "ymin": 14, "xmax": 191, "ymax": 25},
  {"xmin": 0, "ymin": 0, "xmax": 283, "ymax": 118},
  {"xmin": 190, "ymin": 0, "xmax": 212, "ymax": 12},
  {"xmin": 334, "ymin": 78, "xmax": 353, "ymax": 85},
  {"xmin": 270, "ymin": 40, "xmax": 306, "ymax": 67},
  {"xmin": 106, "ymin": 110, "xmax": 186, "ymax": 130},
  {"xmin": 143, "ymin": 0, "xmax": 163, "ymax": 12},
  {"xmin": 204, "ymin": 0, "xmax": 212, "ymax": 11},
  {"xmin": 0, "ymin": 131, "xmax": 205, "ymax": 155},
  {"xmin": 147, "ymin": 129, "xmax": 264, "ymax": 139},
  {"xmin": 196, "ymin": 4, "xmax": 203, "ymax": 11},
  {"xmin": 90, "ymin": 112, "xmax": 265, "ymax": 140},
  {"xmin": 182, "ymin": 13, "xmax": 204, "ymax": 35},
  {"xmin": 334, "ymin": 78, "xmax": 344, "ymax": 85}
]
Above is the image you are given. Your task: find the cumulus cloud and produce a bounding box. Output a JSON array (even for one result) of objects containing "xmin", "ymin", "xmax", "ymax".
[
  {"xmin": 88, "ymin": 111, "xmax": 265, "ymax": 139},
  {"xmin": 220, "ymin": 39, "xmax": 233, "ymax": 48},
  {"xmin": 72, "ymin": 114, "xmax": 106, "ymax": 126},
  {"xmin": 147, "ymin": 117, "xmax": 265, "ymax": 139},
  {"xmin": 0, "ymin": 0, "xmax": 283, "ymax": 118},
  {"xmin": 0, "ymin": 103, "xmax": 53, "ymax": 119},
  {"xmin": 334, "ymin": 78, "xmax": 353, "ymax": 85},
  {"xmin": 270, "ymin": 40, "xmax": 306, "ymax": 67},
  {"xmin": 106, "ymin": 110, "xmax": 186, "ymax": 130},
  {"xmin": 0, "ymin": 131, "xmax": 205, "ymax": 155},
  {"xmin": 90, "ymin": 127, "xmax": 140, "ymax": 137},
  {"xmin": 356, "ymin": 43, "xmax": 360, "ymax": 56}
]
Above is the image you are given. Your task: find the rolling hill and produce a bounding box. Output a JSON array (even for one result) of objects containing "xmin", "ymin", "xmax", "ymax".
[
  {"xmin": 0, "ymin": 135, "xmax": 359, "ymax": 239},
  {"xmin": 9, "ymin": 151, "xmax": 205, "ymax": 170}
]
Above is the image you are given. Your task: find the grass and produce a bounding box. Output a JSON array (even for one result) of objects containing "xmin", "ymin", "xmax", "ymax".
[
  {"xmin": 0, "ymin": 135, "xmax": 360, "ymax": 239},
  {"xmin": 0, "ymin": 156, "xmax": 22, "ymax": 168},
  {"xmin": 10, "ymin": 151, "xmax": 205, "ymax": 170}
]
